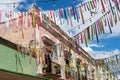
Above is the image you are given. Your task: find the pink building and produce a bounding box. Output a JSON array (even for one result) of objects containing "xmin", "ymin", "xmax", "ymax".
[{"xmin": 0, "ymin": 6, "xmax": 96, "ymax": 80}]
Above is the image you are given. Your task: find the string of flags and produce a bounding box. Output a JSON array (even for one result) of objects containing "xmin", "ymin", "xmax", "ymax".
[
  {"xmin": 103, "ymin": 54, "xmax": 120, "ymax": 75},
  {"xmin": 73, "ymin": 0, "xmax": 120, "ymax": 47},
  {"xmin": 0, "ymin": 0, "xmax": 119, "ymax": 47}
]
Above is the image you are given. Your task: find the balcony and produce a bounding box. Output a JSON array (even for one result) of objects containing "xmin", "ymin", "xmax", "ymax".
[{"xmin": 42, "ymin": 61, "xmax": 61, "ymax": 79}]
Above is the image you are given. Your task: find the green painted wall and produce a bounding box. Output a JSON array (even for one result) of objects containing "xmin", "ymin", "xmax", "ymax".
[{"xmin": 0, "ymin": 43, "xmax": 37, "ymax": 76}]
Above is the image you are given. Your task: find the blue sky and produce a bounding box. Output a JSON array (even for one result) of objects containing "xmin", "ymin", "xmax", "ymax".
[{"xmin": 0, "ymin": 0, "xmax": 120, "ymax": 59}]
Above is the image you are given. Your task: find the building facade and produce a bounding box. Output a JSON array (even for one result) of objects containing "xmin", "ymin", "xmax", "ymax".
[{"xmin": 0, "ymin": 6, "xmax": 115, "ymax": 80}]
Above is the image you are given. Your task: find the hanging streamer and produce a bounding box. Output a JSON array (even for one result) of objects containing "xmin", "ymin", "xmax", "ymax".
[
  {"xmin": 103, "ymin": 0, "xmax": 106, "ymax": 4},
  {"xmin": 96, "ymin": 20, "xmax": 101, "ymax": 35},
  {"xmin": 69, "ymin": 7, "xmax": 73, "ymax": 27},
  {"xmin": 72, "ymin": 6, "xmax": 77, "ymax": 20},
  {"xmin": 64, "ymin": 8, "xmax": 69, "ymax": 25},
  {"xmin": 86, "ymin": 3, "xmax": 90, "ymax": 11},
  {"xmin": 36, "ymin": 10, "xmax": 41, "ymax": 30},
  {"xmin": 113, "ymin": 7, "xmax": 117, "ymax": 24},
  {"xmin": 100, "ymin": 18, "xmax": 105, "ymax": 34},
  {"xmin": 109, "ymin": 0, "xmax": 114, "ymax": 15},
  {"xmin": 100, "ymin": 0, "xmax": 106, "ymax": 12},
  {"xmin": 94, "ymin": 22, "xmax": 99, "ymax": 43},
  {"xmin": 112, "ymin": 0, "xmax": 120, "ymax": 12},
  {"xmin": 50, "ymin": 10, "xmax": 53, "ymax": 18},
  {"xmin": 46, "ymin": 12, "xmax": 49, "ymax": 28},
  {"xmin": 75, "ymin": 6, "xmax": 80, "ymax": 22},
  {"xmin": 92, "ymin": 0, "xmax": 96, "ymax": 8},
  {"xmin": 84, "ymin": 31, "xmax": 88, "ymax": 47},
  {"xmin": 31, "ymin": 12, "xmax": 34, "ymax": 28},
  {"xmin": 58, "ymin": 9, "xmax": 62, "ymax": 25},
  {"xmin": 83, "ymin": 4, "xmax": 87, "ymax": 11},
  {"xmin": 109, "ymin": 13, "xmax": 114, "ymax": 27},
  {"xmin": 103, "ymin": 15, "xmax": 107, "ymax": 26},
  {"xmin": 79, "ymin": 6, "xmax": 85, "ymax": 24},
  {"xmin": 107, "ymin": 18, "xmax": 112, "ymax": 33},
  {"xmin": 90, "ymin": 1, "xmax": 94, "ymax": 9},
  {"xmin": 97, "ymin": 19, "xmax": 102, "ymax": 34},
  {"xmin": 53, "ymin": 11, "xmax": 56, "ymax": 24},
  {"xmin": 87, "ymin": 27, "xmax": 91, "ymax": 40},
  {"xmin": 33, "ymin": 11, "xmax": 36, "ymax": 27}
]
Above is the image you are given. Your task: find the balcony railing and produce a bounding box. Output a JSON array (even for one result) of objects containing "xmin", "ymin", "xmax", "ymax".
[{"xmin": 42, "ymin": 61, "xmax": 61, "ymax": 77}]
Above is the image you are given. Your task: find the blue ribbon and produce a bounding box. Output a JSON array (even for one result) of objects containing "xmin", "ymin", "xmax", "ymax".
[{"xmin": 107, "ymin": 18, "xmax": 112, "ymax": 33}]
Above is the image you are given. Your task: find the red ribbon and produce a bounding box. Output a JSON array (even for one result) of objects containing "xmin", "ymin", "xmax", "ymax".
[
  {"xmin": 50, "ymin": 10, "xmax": 53, "ymax": 18},
  {"xmin": 100, "ymin": 0, "xmax": 106, "ymax": 12},
  {"xmin": 92, "ymin": 0, "xmax": 96, "ymax": 8},
  {"xmin": 84, "ymin": 4, "xmax": 87, "ymax": 11},
  {"xmin": 109, "ymin": 13, "xmax": 113, "ymax": 27},
  {"xmin": 60, "ymin": 9, "xmax": 63, "ymax": 17},
  {"xmin": 31, "ymin": 12, "xmax": 34, "ymax": 28}
]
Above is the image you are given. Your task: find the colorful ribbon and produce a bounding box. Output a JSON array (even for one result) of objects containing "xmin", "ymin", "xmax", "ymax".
[
  {"xmin": 100, "ymin": 0, "xmax": 105, "ymax": 12},
  {"xmin": 94, "ymin": 22, "xmax": 99, "ymax": 43},
  {"xmin": 84, "ymin": 31, "xmax": 88, "ymax": 47},
  {"xmin": 79, "ymin": 6, "xmax": 85, "ymax": 24},
  {"xmin": 107, "ymin": 18, "xmax": 112, "ymax": 33}
]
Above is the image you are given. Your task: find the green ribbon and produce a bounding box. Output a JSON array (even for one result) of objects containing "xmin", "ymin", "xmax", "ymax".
[
  {"xmin": 34, "ymin": 11, "xmax": 36, "ymax": 27},
  {"xmin": 84, "ymin": 31, "xmax": 88, "ymax": 47},
  {"xmin": 100, "ymin": 18, "xmax": 105, "ymax": 34}
]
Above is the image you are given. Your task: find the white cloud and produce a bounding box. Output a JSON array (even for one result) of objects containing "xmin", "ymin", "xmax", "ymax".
[
  {"xmin": 89, "ymin": 43, "xmax": 104, "ymax": 48},
  {"xmin": 105, "ymin": 22, "xmax": 120, "ymax": 38},
  {"xmin": 83, "ymin": 45, "xmax": 120, "ymax": 59},
  {"xmin": 0, "ymin": 0, "xmax": 24, "ymax": 11}
]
